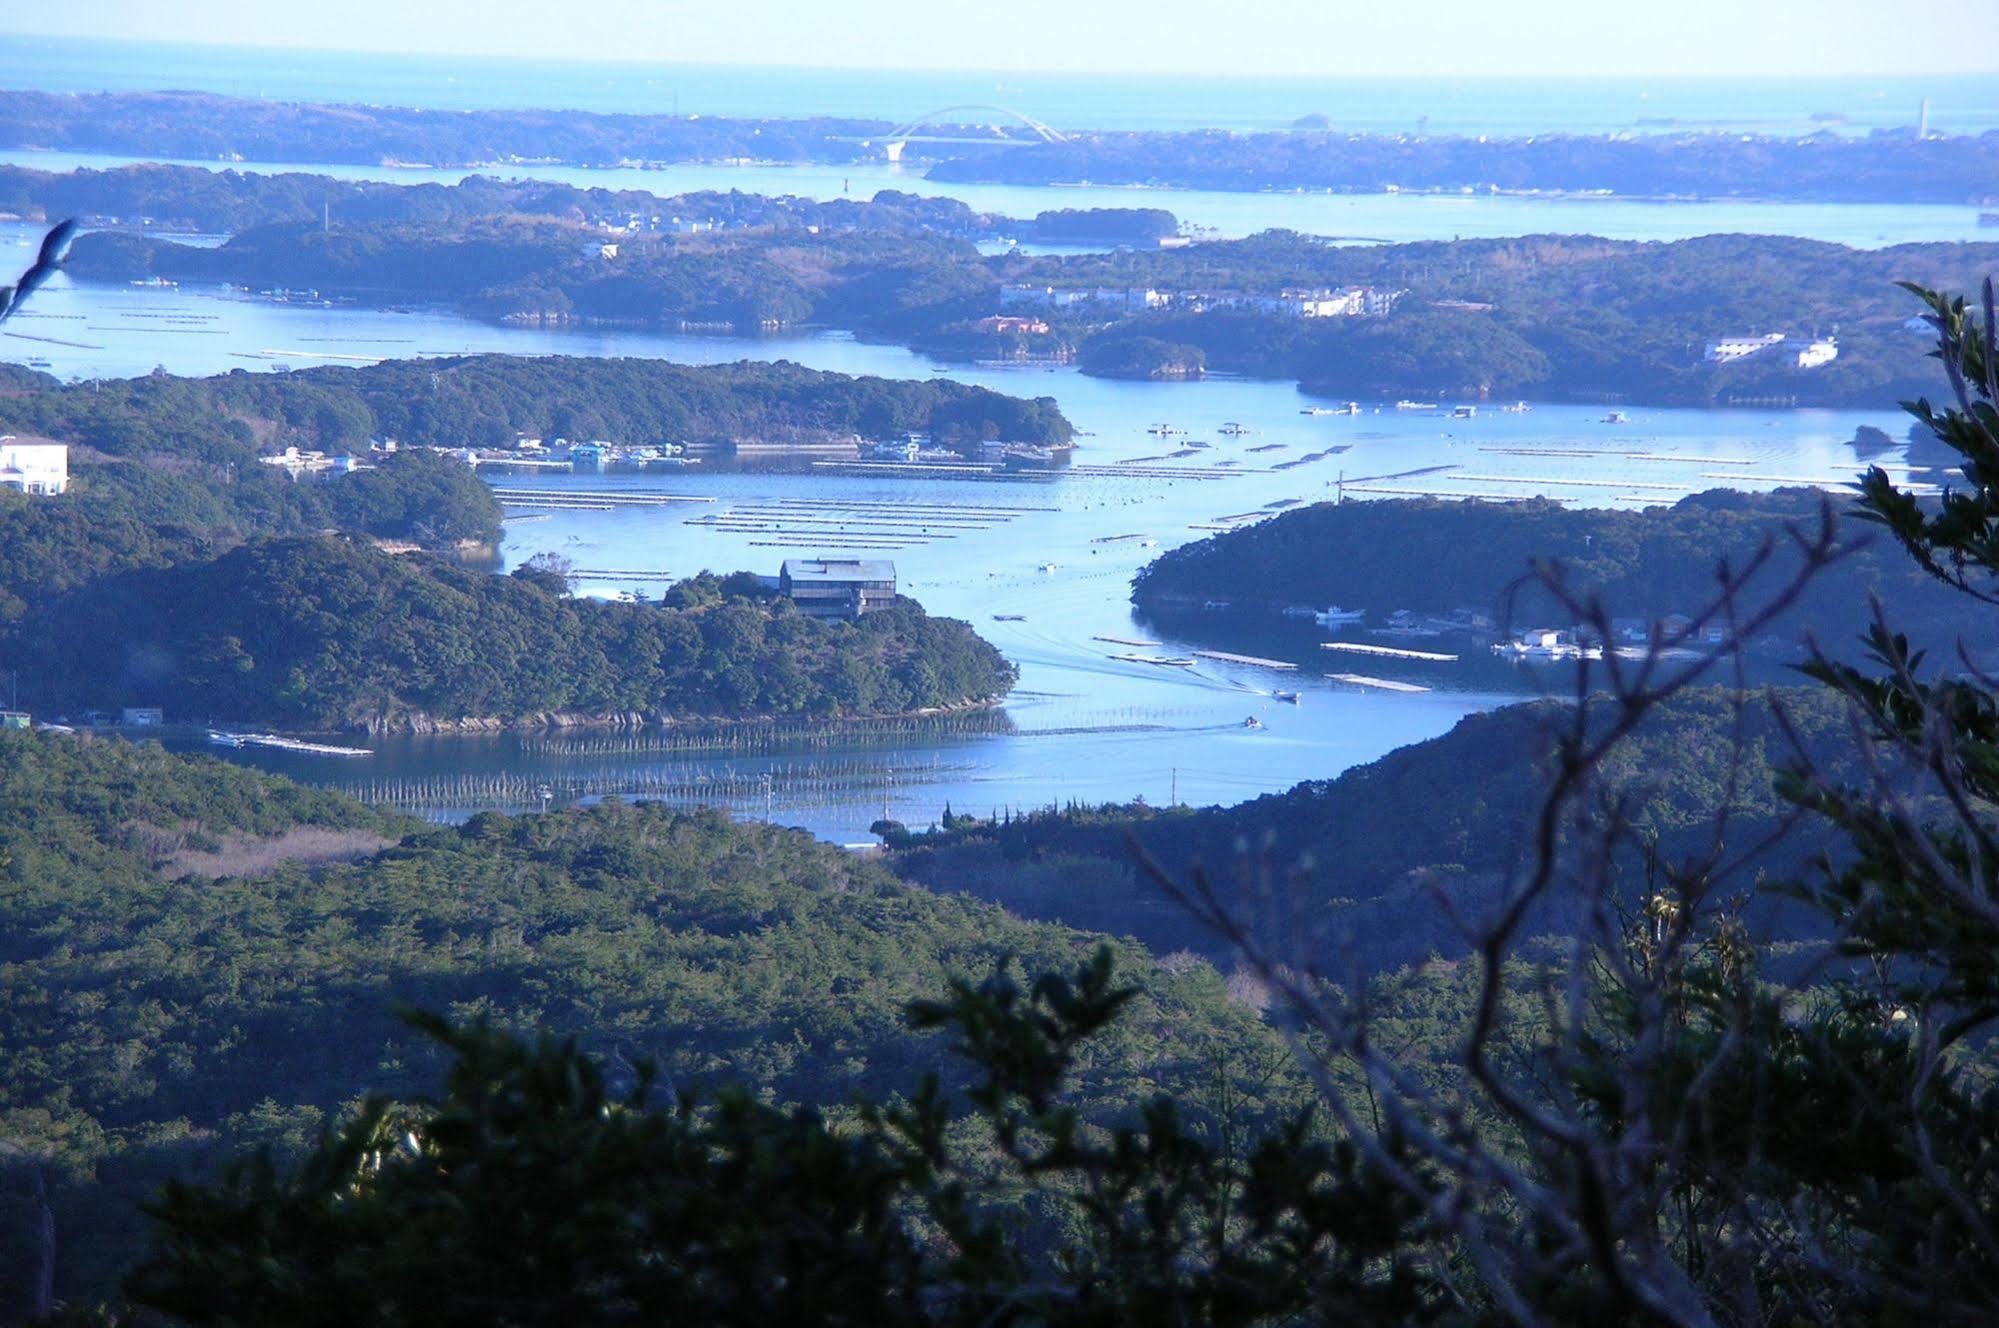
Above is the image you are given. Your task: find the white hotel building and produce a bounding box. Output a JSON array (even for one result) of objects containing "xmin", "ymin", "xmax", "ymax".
[{"xmin": 0, "ymin": 437, "xmax": 68, "ymax": 495}]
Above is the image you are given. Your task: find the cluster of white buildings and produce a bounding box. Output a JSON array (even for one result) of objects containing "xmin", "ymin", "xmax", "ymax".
[
  {"xmin": 1704, "ymin": 333, "xmax": 1840, "ymax": 370},
  {"xmin": 997, "ymin": 283, "xmax": 1402, "ymax": 320},
  {"xmin": 999, "ymin": 285, "xmax": 1172, "ymax": 313},
  {"xmin": 258, "ymin": 446, "xmax": 368, "ymax": 478},
  {"xmin": 0, "ymin": 437, "xmax": 68, "ymax": 495}
]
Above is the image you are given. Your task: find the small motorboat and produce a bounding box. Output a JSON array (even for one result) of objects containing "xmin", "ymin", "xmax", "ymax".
[{"xmin": 1243, "ymin": 716, "xmax": 1265, "ymax": 729}]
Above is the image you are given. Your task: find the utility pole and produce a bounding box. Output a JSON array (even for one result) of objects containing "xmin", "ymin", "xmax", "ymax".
[
  {"xmin": 1170, "ymin": 767, "xmax": 1178, "ymax": 807},
  {"xmin": 762, "ymin": 772, "xmax": 774, "ymax": 823}
]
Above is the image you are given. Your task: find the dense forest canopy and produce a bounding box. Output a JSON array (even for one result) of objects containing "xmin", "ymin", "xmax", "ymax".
[
  {"xmin": 0, "ymin": 732, "xmax": 1283, "ymax": 1304},
  {"xmin": 11, "ymin": 540, "xmax": 1018, "ymax": 730}
]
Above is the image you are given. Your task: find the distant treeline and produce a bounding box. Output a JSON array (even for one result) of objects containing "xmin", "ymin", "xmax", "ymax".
[
  {"xmin": 928, "ymin": 126, "xmax": 1999, "ymax": 204},
  {"xmin": 13, "ymin": 540, "xmax": 1018, "ymax": 730},
  {"xmin": 3, "ymin": 88, "xmax": 1994, "ymax": 203},
  {"xmin": 0, "ymin": 161, "xmax": 998, "ymax": 235},
  {"xmin": 63, "ymin": 178, "xmax": 1999, "ymax": 403},
  {"xmin": 0, "ymin": 163, "xmax": 1191, "ymax": 246},
  {"xmin": 1131, "ymin": 488, "xmax": 1983, "ymax": 657}
]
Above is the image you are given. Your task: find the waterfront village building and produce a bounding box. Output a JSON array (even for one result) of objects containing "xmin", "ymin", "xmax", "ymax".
[
  {"xmin": 259, "ymin": 446, "xmax": 366, "ymax": 478},
  {"xmin": 976, "ymin": 315, "xmax": 1051, "ymax": 335},
  {"xmin": 999, "ymin": 285, "xmax": 1169, "ymax": 312},
  {"xmin": 0, "ymin": 436, "xmax": 69, "ymax": 495},
  {"xmin": 1705, "ymin": 333, "xmax": 1788, "ymax": 363},
  {"xmin": 779, "ymin": 558, "xmax": 898, "ymax": 620},
  {"xmin": 120, "ymin": 707, "xmax": 164, "ymax": 727},
  {"xmin": 1703, "ymin": 333, "xmax": 1839, "ymax": 369}
]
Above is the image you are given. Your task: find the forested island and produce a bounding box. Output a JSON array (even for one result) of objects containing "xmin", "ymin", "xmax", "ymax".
[
  {"xmin": 4, "ymin": 87, "xmax": 1995, "ymax": 203},
  {"xmin": 1132, "ymin": 487, "xmax": 1988, "ymax": 658},
  {"xmin": 55, "ymin": 166, "xmax": 1999, "ymax": 404},
  {"xmin": 10, "ymin": 541, "xmax": 1017, "ymax": 731},
  {"xmin": 0, "ymin": 353, "xmax": 1070, "ymax": 457}
]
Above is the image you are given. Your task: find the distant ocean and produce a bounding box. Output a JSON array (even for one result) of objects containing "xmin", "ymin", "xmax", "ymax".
[{"xmin": 1, "ymin": 35, "xmax": 1994, "ymax": 138}]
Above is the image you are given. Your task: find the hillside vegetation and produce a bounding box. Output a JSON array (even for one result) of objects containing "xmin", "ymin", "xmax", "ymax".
[{"xmin": 0, "ymin": 731, "xmax": 1282, "ymax": 1304}]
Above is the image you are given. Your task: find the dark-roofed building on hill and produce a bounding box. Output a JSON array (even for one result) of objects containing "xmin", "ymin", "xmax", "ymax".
[{"xmin": 779, "ymin": 558, "xmax": 898, "ymax": 620}]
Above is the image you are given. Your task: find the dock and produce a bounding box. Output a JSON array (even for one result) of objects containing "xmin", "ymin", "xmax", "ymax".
[
  {"xmin": 1321, "ymin": 642, "xmax": 1459, "ymax": 662},
  {"xmin": 568, "ymin": 568, "xmax": 677, "ymax": 582},
  {"xmin": 488, "ymin": 487, "xmax": 715, "ymax": 508},
  {"xmin": 1192, "ymin": 649, "xmax": 1297, "ymax": 671},
  {"xmin": 1327, "ymin": 673, "xmax": 1431, "ymax": 693},
  {"xmin": 1093, "ymin": 634, "xmax": 1164, "ymax": 648},
  {"xmin": 1108, "ymin": 653, "xmax": 1196, "ymax": 667}
]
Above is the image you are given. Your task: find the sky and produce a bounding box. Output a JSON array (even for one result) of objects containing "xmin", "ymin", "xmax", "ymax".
[{"xmin": 2, "ymin": 0, "xmax": 1996, "ymax": 77}]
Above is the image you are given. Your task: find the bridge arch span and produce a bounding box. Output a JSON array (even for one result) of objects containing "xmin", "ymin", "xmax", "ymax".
[{"xmin": 887, "ymin": 104, "xmax": 1068, "ymax": 144}]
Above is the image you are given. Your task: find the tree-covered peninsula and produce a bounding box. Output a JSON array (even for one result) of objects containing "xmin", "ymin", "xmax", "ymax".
[
  {"xmin": 1131, "ymin": 487, "xmax": 1986, "ymax": 659},
  {"xmin": 11, "ymin": 540, "xmax": 1018, "ymax": 731},
  {"xmin": 4, "ymin": 87, "xmax": 1995, "ymax": 203}
]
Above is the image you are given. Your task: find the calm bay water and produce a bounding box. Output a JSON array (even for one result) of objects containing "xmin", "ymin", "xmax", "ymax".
[
  {"xmin": 3, "ymin": 245, "xmax": 1914, "ymax": 839},
  {"xmin": 4, "ymin": 36, "xmax": 1995, "ymax": 137},
  {"xmin": 0, "ymin": 37, "xmax": 1960, "ymax": 836}
]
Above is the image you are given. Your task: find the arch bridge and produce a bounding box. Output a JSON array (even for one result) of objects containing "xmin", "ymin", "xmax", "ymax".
[{"xmin": 882, "ymin": 104, "xmax": 1068, "ymax": 160}]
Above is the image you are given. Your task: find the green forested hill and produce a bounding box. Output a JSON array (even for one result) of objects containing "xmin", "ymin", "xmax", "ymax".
[
  {"xmin": 0, "ymin": 731, "xmax": 1281, "ymax": 1305},
  {"xmin": 12, "ymin": 540, "xmax": 1018, "ymax": 730}
]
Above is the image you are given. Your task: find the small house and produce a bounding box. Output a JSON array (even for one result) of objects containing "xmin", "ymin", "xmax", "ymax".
[{"xmin": 120, "ymin": 706, "xmax": 164, "ymax": 727}]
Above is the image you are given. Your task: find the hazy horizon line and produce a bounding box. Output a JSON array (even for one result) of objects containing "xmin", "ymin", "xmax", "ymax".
[{"xmin": 2, "ymin": 30, "xmax": 1993, "ymax": 82}]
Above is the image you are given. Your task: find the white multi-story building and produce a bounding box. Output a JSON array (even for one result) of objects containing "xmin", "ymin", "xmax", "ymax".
[
  {"xmin": 1702, "ymin": 333, "xmax": 1839, "ymax": 369},
  {"xmin": 1704, "ymin": 333, "xmax": 1788, "ymax": 363},
  {"xmin": 998, "ymin": 285, "xmax": 1169, "ymax": 312},
  {"xmin": 0, "ymin": 437, "xmax": 68, "ymax": 495}
]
